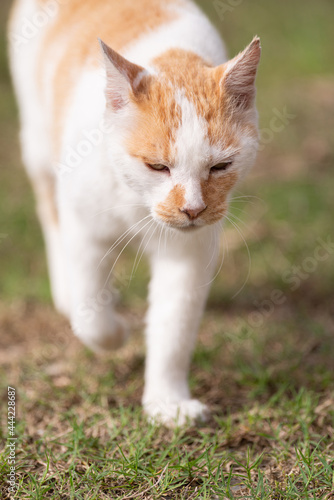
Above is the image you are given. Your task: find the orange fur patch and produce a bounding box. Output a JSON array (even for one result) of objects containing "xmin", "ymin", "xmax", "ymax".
[
  {"xmin": 151, "ymin": 49, "xmax": 257, "ymax": 150},
  {"xmin": 37, "ymin": 0, "xmax": 179, "ymax": 154},
  {"xmin": 201, "ymin": 171, "xmax": 238, "ymax": 225},
  {"xmin": 126, "ymin": 49, "xmax": 250, "ymax": 167},
  {"xmin": 126, "ymin": 77, "xmax": 182, "ymax": 165},
  {"xmin": 155, "ymin": 184, "xmax": 186, "ymax": 226},
  {"xmin": 153, "ymin": 49, "xmax": 229, "ymax": 146}
]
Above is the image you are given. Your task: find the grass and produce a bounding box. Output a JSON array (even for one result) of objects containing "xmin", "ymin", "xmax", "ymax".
[
  {"xmin": 1, "ymin": 0, "xmax": 334, "ymax": 498},
  {"xmin": 0, "ymin": 303, "xmax": 334, "ymax": 498}
]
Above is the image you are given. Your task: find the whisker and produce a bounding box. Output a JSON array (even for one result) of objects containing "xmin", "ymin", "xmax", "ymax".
[
  {"xmin": 229, "ymin": 193, "xmax": 267, "ymax": 207},
  {"xmin": 226, "ymin": 210, "xmax": 262, "ymax": 242},
  {"xmin": 228, "ymin": 202, "xmax": 248, "ymax": 214},
  {"xmin": 206, "ymin": 227, "xmax": 218, "ymax": 271},
  {"xmin": 164, "ymin": 225, "xmax": 168, "ymax": 253},
  {"xmin": 230, "ymin": 195, "xmax": 258, "ymax": 201},
  {"xmin": 232, "ymin": 189, "xmax": 265, "ymax": 201},
  {"xmin": 104, "ymin": 217, "xmax": 153, "ymax": 287},
  {"xmin": 221, "ymin": 221, "xmax": 229, "ymax": 262},
  {"xmin": 97, "ymin": 215, "xmax": 152, "ymax": 271},
  {"xmin": 198, "ymin": 223, "xmax": 225, "ymax": 289},
  {"xmin": 157, "ymin": 224, "xmax": 164, "ymax": 259},
  {"xmin": 129, "ymin": 219, "xmax": 156, "ymax": 282},
  {"xmin": 225, "ymin": 210, "xmax": 248, "ymax": 230},
  {"xmin": 224, "ymin": 214, "xmax": 252, "ymax": 299},
  {"xmin": 131, "ymin": 222, "xmax": 159, "ymax": 282}
]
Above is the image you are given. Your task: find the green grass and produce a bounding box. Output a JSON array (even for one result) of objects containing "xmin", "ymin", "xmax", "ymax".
[
  {"xmin": 1, "ymin": 0, "xmax": 334, "ymax": 498},
  {"xmin": 1, "ymin": 312, "xmax": 334, "ymax": 498}
]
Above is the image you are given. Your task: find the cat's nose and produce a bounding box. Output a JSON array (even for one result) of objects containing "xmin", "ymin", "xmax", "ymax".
[{"xmin": 180, "ymin": 204, "xmax": 207, "ymax": 220}]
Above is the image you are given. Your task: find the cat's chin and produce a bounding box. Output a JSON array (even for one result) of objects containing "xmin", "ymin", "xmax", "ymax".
[
  {"xmin": 156, "ymin": 220, "xmax": 204, "ymax": 232},
  {"xmin": 178, "ymin": 225, "xmax": 202, "ymax": 232},
  {"xmin": 168, "ymin": 224, "xmax": 203, "ymax": 234}
]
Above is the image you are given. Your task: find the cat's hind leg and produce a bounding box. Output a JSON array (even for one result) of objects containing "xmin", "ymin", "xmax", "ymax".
[
  {"xmin": 9, "ymin": 24, "xmax": 70, "ymax": 316},
  {"xmin": 19, "ymin": 122, "xmax": 70, "ymax": 317},
  {"xmin": 29, "ymin": 171, "xmax": 70, "ymax": 317}
]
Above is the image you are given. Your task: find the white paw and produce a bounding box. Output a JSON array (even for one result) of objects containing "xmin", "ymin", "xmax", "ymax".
[
  {"xmin": 72, "ymin": 313, "xmax": 129, "ymax": 353},
  {"xmin": 144, "ymin": 399, "xmax": 210, "ymax": 427}
]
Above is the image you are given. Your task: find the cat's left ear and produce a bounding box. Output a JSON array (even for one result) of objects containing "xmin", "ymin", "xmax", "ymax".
[
  {"xmin": 218, "ymin": 36, "xmax": 261, "ymax": 110},
  {"xmin": 99, "ymin": 39, "xmax": 147, "ymax": 111}
]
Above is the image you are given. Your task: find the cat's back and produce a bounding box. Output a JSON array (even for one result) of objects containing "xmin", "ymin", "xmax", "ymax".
[
  {"xmin": 9, "ymin": 0, "xmax": 184, "ymax": 86},
  {"xmin": 9, "ymin": 0, "xmax": 226, "ymax": 86},
  {"xmin": 9, "ymin": 0, "xmax": 226, "ymax": 159}
]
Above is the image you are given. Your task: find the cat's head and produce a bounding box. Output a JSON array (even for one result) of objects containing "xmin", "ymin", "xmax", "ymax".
[{"xmin": 100, "ymin": 37, "xmax": 261, "ymax": 231}]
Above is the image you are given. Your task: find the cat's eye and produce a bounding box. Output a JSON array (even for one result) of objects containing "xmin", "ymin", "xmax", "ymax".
[
  {"xmin": 146, "ymin": 163, "xmax": 170, "ymax": 173},
  {"xmin": 210, "ymin": 161, "xmax": 233, "ymax": 173}
]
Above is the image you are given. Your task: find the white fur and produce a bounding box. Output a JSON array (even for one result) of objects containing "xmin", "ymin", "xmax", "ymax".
[{"xmin": 9, "ymin": 0, "xmax": 259, "ymax": 426}]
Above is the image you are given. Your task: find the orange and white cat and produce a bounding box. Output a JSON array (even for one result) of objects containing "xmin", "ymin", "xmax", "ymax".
[{"xmin": 8, "ymin": 0, "xmax": 260, "ymax": 425}]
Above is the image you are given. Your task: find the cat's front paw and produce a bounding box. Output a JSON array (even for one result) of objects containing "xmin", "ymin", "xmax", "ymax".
[
  {"xmin": 144, "ymin": 399, "xmax": 210, "ymax": 427},
  {"xmin": 72, "ymin": 313, "xmax": 129, "ymax": 353}
]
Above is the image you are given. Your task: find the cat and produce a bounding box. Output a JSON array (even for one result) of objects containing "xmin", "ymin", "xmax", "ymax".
[{"xmin": 8, "ymin": 0, "xmax": 260, "ymax": 426}]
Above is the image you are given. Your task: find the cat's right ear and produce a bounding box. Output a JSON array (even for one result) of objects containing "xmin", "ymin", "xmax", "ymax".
[{"xmin": 99, "ymin": 39, "xmax": 148, "ymax": 111}]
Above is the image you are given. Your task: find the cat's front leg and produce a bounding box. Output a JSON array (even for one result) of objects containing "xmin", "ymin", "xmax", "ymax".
[
  {"xmin": 59, "ymin": 206, "xmax": 128, "ymax": 353},
  {"xmin": 143, "ymin": 227, "xmax": 219, "ymax": 427}
]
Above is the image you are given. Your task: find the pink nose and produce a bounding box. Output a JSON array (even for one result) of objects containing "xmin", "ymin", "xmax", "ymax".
[{"xmin": 181, "ymin": 205, "xmax": 207, "ymax": 220}]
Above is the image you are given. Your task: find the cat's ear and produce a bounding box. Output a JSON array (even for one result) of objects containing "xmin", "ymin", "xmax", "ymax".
[
  {"xmin": 219, "ymin": 37, "xmax": 261, "ymax": 110},
  {"xmin": 99, "ymin": 39, "xmax": 147, "ymax": 111}
]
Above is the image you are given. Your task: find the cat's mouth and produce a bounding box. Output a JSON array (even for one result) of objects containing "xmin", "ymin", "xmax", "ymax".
[
  {"xmin": 156, "ymin": 214, "xmax": 225, "ymax": 231},
  {"xmin": 154, "ymin": 206, "xmax": 226, "ymax": 231},
  {"xmin": 154, "ymin": 209, "xmax": 221, "ymax": 231}
]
